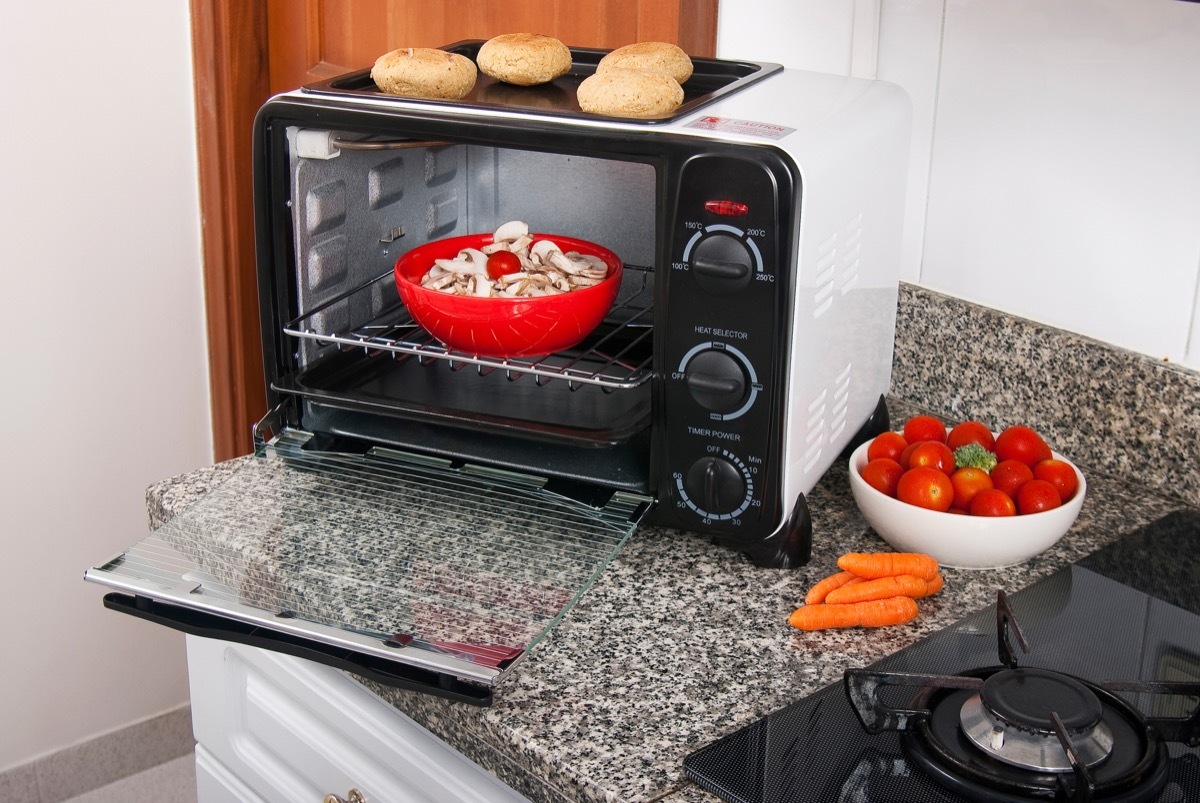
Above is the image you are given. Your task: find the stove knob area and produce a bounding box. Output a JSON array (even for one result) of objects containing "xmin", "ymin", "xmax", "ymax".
[
  {"xmin": 684, "ymin": 349, "xmax": 748, "ymax": 413},
  {"xmin": 683, "ymin": 455, "xmax": 748, "ymax": 517},
  {"xmin": 689, "ymin": 233, "xmax": 754, "ymax": 294}
]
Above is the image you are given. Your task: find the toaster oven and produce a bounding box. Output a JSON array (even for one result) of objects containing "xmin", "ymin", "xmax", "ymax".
[{"xmin": 86, "ymin": 42, "xmax": 911, "ymax": 704}]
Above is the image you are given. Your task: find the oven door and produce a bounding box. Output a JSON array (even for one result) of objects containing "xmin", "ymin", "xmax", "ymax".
[{"xmin": 85, "ymin": 414, "xmax": 651, "ymax": 706}]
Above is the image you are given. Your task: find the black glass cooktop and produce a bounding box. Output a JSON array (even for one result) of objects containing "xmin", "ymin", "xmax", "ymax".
[{"xmin": 684, "ymin": 511, "xmax": 1200, "ymax": 802}]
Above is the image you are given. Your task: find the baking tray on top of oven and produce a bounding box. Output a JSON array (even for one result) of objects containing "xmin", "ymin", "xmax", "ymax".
[
  {"xmin": 274, "ymin": 262, "xmax": 656, "ymax": 447},
  {"xmin": 300, "ymin": 40, "xmax": 783, "ymax": 124}
]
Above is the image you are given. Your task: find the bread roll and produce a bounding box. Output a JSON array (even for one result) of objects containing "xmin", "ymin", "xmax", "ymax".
[
  {"xmin": 576, "ymin": 67, "xmax": 684, "ymax": 118},
  {"xmin": 477, "ymin": 33, "xmax": 573, "ymax": 86},
  {"xmin": 371, "ymin": 47, "xmax": 478, "ymax": 99},
  {"xmin": 597, "ymin": 41, "xmax": 693, "ymax": 85}
]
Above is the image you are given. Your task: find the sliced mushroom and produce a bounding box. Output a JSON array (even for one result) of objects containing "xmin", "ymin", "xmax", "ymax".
[{"xmin": 492, "ymin": 220, "xmax": 529, "ymax": 243}]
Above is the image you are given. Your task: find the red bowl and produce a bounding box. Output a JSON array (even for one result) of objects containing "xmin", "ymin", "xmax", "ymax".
[{"xmin": 394, "ymin": 232, "xmax": 622, "ymax": 358}]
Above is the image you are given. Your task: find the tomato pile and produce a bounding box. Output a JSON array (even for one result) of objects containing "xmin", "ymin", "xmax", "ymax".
[{"xmin": 860, "ymin": 416, "xmax": 1079, "ymax": 516}]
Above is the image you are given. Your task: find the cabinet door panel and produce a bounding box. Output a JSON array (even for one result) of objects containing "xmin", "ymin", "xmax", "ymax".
[{"xmin": 187, "ymin": 637, "xmax": 530, "ymax": 803}]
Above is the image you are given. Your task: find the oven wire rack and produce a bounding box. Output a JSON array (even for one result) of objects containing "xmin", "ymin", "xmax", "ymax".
[{"xmin": 283, "ymin": 265, "xmax": 655, "ymax": 391}]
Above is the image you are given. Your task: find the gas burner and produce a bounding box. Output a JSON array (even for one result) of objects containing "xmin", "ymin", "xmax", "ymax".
[
  {"xmin": 843, "ymin": 591, "xmax": 1200, "ymax": 802},
  {"xmin": 960, "ymin": 667, "xmax": 1113, "ymax": 772}
]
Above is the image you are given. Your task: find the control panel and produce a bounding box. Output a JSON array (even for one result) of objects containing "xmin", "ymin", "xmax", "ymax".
[{"xmin": 660, "ymin": 154, "xmax": 787, "ymax": 537}]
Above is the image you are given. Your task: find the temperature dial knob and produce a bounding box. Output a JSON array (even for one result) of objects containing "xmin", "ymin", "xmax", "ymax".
[
  {"xmin": 685, "ymin": 349, "xmax": 748, "ymax": 414},
  {"xmin": 690, "ymin": 233, "xmax": 754, "ymax": 294},
  {"xmin": 684, "ymin": 456, "xmax": 747, "ymax": 517}
]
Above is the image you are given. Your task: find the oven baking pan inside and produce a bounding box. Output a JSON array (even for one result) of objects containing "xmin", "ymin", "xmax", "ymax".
[
  {"xmin": 85, "ymin": 427, "xmax": 651, "ymax": 705},
  {"xmin": 301, "ymin": 40, "xmax": 783, "ymax": 124}
]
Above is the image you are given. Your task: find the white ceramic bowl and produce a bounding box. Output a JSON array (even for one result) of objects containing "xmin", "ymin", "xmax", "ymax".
[{"xmin": 847, "ymin": 437, "xmax": 1087, "ymax": 570}]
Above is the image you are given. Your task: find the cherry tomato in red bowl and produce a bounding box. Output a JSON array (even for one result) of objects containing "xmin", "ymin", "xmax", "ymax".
[
  {"xmin": 847, "ymin": 435, "xmax": 1086, "ymax": 570},
  {"xmin": 394, "ymin": 232, "xmax": 622, "ymax": 358}
]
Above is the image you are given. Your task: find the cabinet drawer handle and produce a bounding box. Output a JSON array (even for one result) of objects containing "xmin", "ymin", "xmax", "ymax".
[{"xmin": 324, "ymin": 791, "xmax": 366, "ymax": 803}]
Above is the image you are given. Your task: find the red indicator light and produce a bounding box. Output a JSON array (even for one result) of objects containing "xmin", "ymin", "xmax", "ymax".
[{"xmin": 704, "ymin": 200, "xmax": 750, "ymax": 217}]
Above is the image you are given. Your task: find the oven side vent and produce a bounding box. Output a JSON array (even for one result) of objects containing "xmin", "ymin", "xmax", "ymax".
[
  {"xmin": 839, "ymin": 213, "xmax": 863, "ymax": 295},
  {"xmin": 830, "ymin": 362, "xmax": 852, "ymax": 441},
  {"xmin": 811, "ymin": 212, "xmax": 865, "ymax": 318},
  {"xmin": 802, "ymin": 390, "xmax": 828, "ymax": 474},
  {"xmin": 800, "ymin": 361, "xmax": 853, "ymax": 474},
  {"xmin": 812, "ymin": 231, "xmax": 837, "ymax": 319}
]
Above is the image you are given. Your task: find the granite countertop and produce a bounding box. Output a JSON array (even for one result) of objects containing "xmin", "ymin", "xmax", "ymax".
[
  {"xmin": 145, "ymin": 285, "xmax": 1200, "ymax": 803},
  {"xmin": 147, "ymin": 411, "xmax": 1189, "ymax": 803}
]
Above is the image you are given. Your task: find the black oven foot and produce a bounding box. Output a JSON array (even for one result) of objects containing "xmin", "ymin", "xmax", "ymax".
[
  {"xmin": 840, "ymin": 394, "xmax": 891, "ymax": 460},
  {"xmin": 733, "ymin": 493, "xmax": 813, "ymax": 569}
]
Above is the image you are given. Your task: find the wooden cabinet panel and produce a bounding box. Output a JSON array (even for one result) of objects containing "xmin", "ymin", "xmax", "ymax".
[{"xmin": 266, "ymin": 0, "xmax": 717, "ymax": 93}]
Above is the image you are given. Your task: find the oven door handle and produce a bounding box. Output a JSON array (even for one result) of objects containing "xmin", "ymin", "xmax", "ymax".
[{"xmin": 103, "ymin": 592, "xmax": 493, "ymax": 706}]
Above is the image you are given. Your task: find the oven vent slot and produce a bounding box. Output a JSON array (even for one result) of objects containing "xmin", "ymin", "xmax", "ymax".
[
  {"xmin": 811, "ymin": 213, "xmax": 865, "ymax": 318},
  {"xmin": 284, "ymin": 265, "xmax": 655, "ymax": 390}
]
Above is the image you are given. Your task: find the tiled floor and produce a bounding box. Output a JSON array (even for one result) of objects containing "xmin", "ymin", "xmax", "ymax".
[{"xmin": 61, "ymin": 754, "xmax": 197, "ymax": 803}]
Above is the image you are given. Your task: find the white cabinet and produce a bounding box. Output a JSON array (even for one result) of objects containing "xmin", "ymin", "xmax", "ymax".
[{"xmin": 186, "ymin": 636, "xmax": 530, "ymax": 803}]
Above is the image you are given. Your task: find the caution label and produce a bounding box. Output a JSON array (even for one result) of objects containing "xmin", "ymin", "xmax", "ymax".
[{"xmin": 685, "ymin": 116, "xmax": 794, "ymax": 140}]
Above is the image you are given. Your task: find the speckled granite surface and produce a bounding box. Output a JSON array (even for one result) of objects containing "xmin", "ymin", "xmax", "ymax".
[
  {"xmin": 893, "ymin": 284, "xmax": 1200, "ymax": 508},
  {"xmin": 142, "ymin": 286, "xmax": 1200, "ymax": 803}
]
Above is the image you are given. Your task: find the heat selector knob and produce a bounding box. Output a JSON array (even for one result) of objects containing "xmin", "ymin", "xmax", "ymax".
[
  {"xmin": 678, "ymin": 342, "xmax": 761, "ymax": 421},
  {"xmin": 684, "ymin": 456, "xmax": 748, "ymax": 518},
  {"xmin": 689, "ymin": 233, "xmax": 754, "ymax": 294},
  {"xmin": 685, "ymin": 349, "xmax": 748, "ymax": 414}
]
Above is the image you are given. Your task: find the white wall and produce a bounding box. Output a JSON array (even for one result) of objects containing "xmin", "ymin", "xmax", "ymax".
[
  {"xmin": 718, "ymin": 0, "xmax": 1200, "ymax": 370},
  {"xmin": 0, "ymin": 1, "xmax": 212, "ymax": 773}
]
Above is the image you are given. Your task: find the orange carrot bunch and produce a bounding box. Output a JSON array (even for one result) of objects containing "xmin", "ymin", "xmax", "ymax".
[{"xmin": 788, "ymin": 552, "xmax": 943, "ymax": 631}]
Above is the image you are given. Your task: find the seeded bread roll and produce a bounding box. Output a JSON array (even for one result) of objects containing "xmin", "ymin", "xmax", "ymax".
[
  {"xmin": 597, "ymin": 41, "xmax": 693, "ymax": 85},
  {"xmin": 371, "ymin": 47, "xmax": 478, "ymax": 99},
  {"xmin": 477, "ymin": 33, "xmax": 573, "ymax": 86},
  {"xmin": 576, "ymin": 67, "xmax": 684, "ymax": 118}
]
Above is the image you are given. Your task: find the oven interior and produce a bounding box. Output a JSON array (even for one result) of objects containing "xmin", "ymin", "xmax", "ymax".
[{"xmin": 269, "ymin": 132, "xmax": 662, "ymax": 493}]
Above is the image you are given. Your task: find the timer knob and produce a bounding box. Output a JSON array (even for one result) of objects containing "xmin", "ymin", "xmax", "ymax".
[
  {"xmin": 685, "ymin": 456, "xmax": 747, "ymax": 516},
  {"xmin": 690, "ymin": 233, "xmax": 753, "ymax": 294},
  {"xmin": 685, "ymin": 349, "xmax": 748, "ymax": 413}
]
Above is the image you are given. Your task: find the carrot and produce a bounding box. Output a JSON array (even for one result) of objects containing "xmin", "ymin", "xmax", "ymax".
[
  {"xmin": 917, "ymin": 573, "xmax": 944, "ymax": 598},
  {"xmin": 788, "ymin": 596, "xmax": 919, "ymax": 631},
  {"xmin": 804, "ymin": 570, "xmax": 859, "ymax": 605},
  {"xmin": 837, "ymin": 552, "xmax": 940, "ymax": 582},
  {"xmin": 825, "ymin": 574, "xmax": 928, "ymax": 605}
]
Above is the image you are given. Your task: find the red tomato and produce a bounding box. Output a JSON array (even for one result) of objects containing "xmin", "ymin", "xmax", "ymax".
[
  {"xmin": 906, "ymin": 441, "xmax": 956, "ymax": 475},
  {"xmin": 896, "ymin": 467, "xmax": 955, "ymax": 512},
  {"xmin": 1033, "ymin": 458, "xmax": 1079, "ymax": 502},
  {"xmin": 485, "ymin": 251, "xmax": 522, "ymax": 279},
  {"xmin": 994, "ymin": 425, "xmax": 1052, "ymax": 467},
  {"xmin": 950, "ymin": 467, "xmax": 993, "ymax": 510},
  {"xmin": 991, "ymin": 459, "xmax": 1034, "ymax": 498},
  {"xmin": 866, "ymin": 432, "xmax": 908, "ymax": 464},
  {"xmin": 903, "ymin": 415, "xmax": 947, "ymax": 445},
  {"xmin": 1016, "ymin": 479, "xmax": 1062, "ymax": 515},
  {"xmin": 970, "ymin": 488, "xmax": 1017, "ymax": 517},
  {"xmin": 946, "ymin": 420, "xmax": 996, "ymax": 452},
  {"xmin": 898, "ymin": 441, "xmax": 922, "ymax": 469},
  {"xmin": 860, "ymin": 458, "xmax": 905, "ymax": 498}
]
